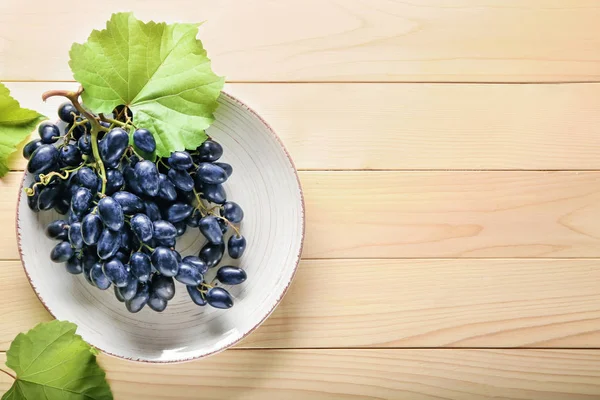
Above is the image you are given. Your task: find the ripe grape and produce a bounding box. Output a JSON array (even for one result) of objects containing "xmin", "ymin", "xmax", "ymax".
[
  {"xmin": 38, "ymin": 182, "xmax": 62, "ymax": 211},
  {"xmin": 201, "ymin": 183, "xmax": 226, "ymax": 204},
  {"xmin": 99, "ymin": 128, "xmax": 129, "ymax": 167},
  {"xmin": 175, "ymin": 260, "xmax": 203, "ymax": 286},
  {"xmin": 131, "ymin": 213, "xmax": 153, "ymax": 243},
  {"xmin": 23, "ymin": 139, "xmax": 43, "ymax": 160},
  {"xmin": 112, "ymin": 191, "xmax": 144, "ymax": 214},
  {"xmin": 135, "ymin": 160, "xmax": 160, "ymax": 197},
  {"xmin": 132, "ymin": 129, "xmax": 156, "ymax": 153},
  {"xmin": 216, "ymin": 266, "xmax": 247, "ymax": 285},
  {"xmin": 199, "ymin": 242, "xmax": 225, "ymax": 269},
  {"xmin": 81, "ymin": 214, "xmax": 102, "ymax": 245},
  {"xmin": 130, "ymin": 252, "xmax": 152, "ymax": 282},
  {"xmin": 46, "ymin": 219, "xmax": 69, "ymax": 240},
  {"xmin": 221, "ymin": 201, "xmax": 244, "ymax": 223},
  {"xmin": 28, "ymin": 145, "xmax": 59, "ymax": 175},
  {"xmin": 168, "ymin": 151, "xmax": 193, "ymax": 170},
  {"xmin": 198, "ymin": 216, "xmax": 223, "ymax": 244},
  {"xmin": 150, "ymin": 274, "xmax": 176, "ymax": 300},
  {"xmin": 91, "ymin": 262, "xmax": 111, "ymax": 290},
  {"xmin": 50, "ymin": 241, "xmax": 74, "ymax": 263},
  {"xmin": 65, "ymin": 256, "xmax": 83, "ymax": 275},
  {"xmin": 167, "ymin": 168, "xmax": 194, "ymax": 191},
  {"xmin": 151, "ymin": 247, "xmax": 179, "ymax": 277},
  {"xmin": 174, "ymin": 221, "xmax": 187, "ymax": 237},
  {"xmin": 58, "ymin": 102, "xmax": 78, "ymax": 124},
  {"xmin": 165, "ymin": 202, "xmax": 193, "ymax": 223},
  {"xmin": 102, "ymin": 259, "xmax": 129, "ymax": 287},
  {"xmin": 97, "ymin": 229, "xmax": 121, "ymax": 260},
  {"xmin": 68, "ymin": 222, "xmax": 84, "ymax": 249},
  {"xmin": 143, "ymin": 200, "xmax": 162, "ymax": 221},
  {"xmin": 78, "ymin": 135, "xmax": 92, "ymax": 155},
  {"xmin": 118, "ymin": 277, "xmax": 138, "ymax": 301},
  {"xmin": 70, "ymin": 187, "xmax": 93, "ymax": 218},
  {"xmin": 206, "ymin": 287, "xmax": 233, "ymax": 309},
  {"xmin": 157, "ymin": 174, "xmax": 177, "ymax": 201},
  {"xmin": 126, "ymin": 283, "xmax": 149, "ymax": 313},
  {"xmin": 214, "ymin": 162, "xmax": 233, "ymax": 178},
  {"xmin": 196, "ymin": 140, "xmax": 223, "ymax": 162},
  {"xmin": 97, "ymin": 196, "xmax": 124, "ymax": 231},
  {"xmin": 228, "ymin": 235, "xmax": 246, "ymax": 259},
  {"xmin": 105, "ymin": 169, "xmax": 125, "ymax": 195},
  {"xmin": 195, "ymin": 163, "xmax": 228, "ymax": 184},
  {"xmin": 59, "ymin": 144, "xmax": 82, "ymax": 167},
  {"xmin": 152, "ymin": 220, "xmax": 177, "ymax": 241}
]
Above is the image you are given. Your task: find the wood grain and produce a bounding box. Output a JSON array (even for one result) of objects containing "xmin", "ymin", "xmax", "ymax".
[
  {"xmin": 6, "ymin": 81, "xmax": 600, "ymax": 170},
  {"xmin": 2, "ymin": 259, "xmax": 600, "ymax": 351},
  {"xmin": 4, "ymin": 171, "xmax": 600, "ymax": 259},
  {"xmin": 3, "ymin": 349, "xmax": 600, "ymax": 399},
  {"xmin": 2, "ymin": 1, "xmax": 600, "ymax": 82}
]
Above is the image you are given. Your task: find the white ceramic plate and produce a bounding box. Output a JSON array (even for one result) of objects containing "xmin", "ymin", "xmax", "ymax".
[{"xmin": 16, "ymin": 93, "xmax": 304, "ymax": 363}]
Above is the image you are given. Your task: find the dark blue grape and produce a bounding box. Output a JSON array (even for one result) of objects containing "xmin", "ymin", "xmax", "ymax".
[
  {"xmin": 91, "ymin": 262, "xmax": 111, "ymax": 290},
  {"xmin": 221, "ymin": 201, "xmax": 244, "ymax": 223},
  {"xmin": 77, "ymin": 135, "xmax": 92, "ymax": 155},
  {"xmin": 151, "ymin": 247, "xmax": 179, "ymax": 277},
  {"xmin": 105, "ymin": 169, "xmax": 124, "ymax": 195},
  {"xmin": 197, "ymin": 140, "xmax": 223, "ymax": 162},
  {"xmin": 131, "ymin": 213, "xmax": 153, "ymax": 243},
  {"xmin": 195, "ymin": 163, "xmax": 228, "ymax": 185},
  {"xmin": 187, "ymin": 285, "xmax": 207, "ymax": 306},
  {"xmin": 68, "ymin": 182, "xmax": 82, "ymax": 199},
  {"xmin": 50, "ymin": 241, "xmax": 73, "ymax": 263},
  {"xmin": 54, "ymin": 196, "xmax": 70, "ymax": 215},
  {"xmin": 102, "ymin": 258, "xmax": 129, "ymax": 287},
  {"xmin": 174, "ymin": 221, "xmax": 187, "ymax": 237},
  {"xmin": 128, "ymin": 154, "xmax": 140, "ymax": 166},
  {"xmin": 81, "ymin": 214, "xmax": 102, "ymax": 245},
  {"xmin": 112, "ymin": 191, "xmax": 144, "ymax": 215},
  {"xmin": 70, "ymin": 187, "xmax": 93, "ymax": 217},
  {"xmin": 99, "ymin": 128, "xmax": 129, "ymax": 167},
  {"xmin": 182, "ymin": 256, "xmax": 208, "ymax": 275},
  {"xmin": 118, "ymin": 276, "xmax": 138, "ymax": 301},
  {"xmin": 185, "ymin": 209, "xmax": 202, "ymax": 227},
  {"xmin": 126, "ymin": 283, "xmax": 149, "ymax": 313},
  {"xmin": 147, "ymin": 292, "xmax": 167, "ymax": 312},
  {"xmin": 28, "ymin": 145, "xmax": 59, "ymax": 175},
  {"xmin": 165, "ymin": 203, "xmax": 193, "ymax": 223},
  {"xmin": 59, "ymin": 144, "xmax": 82, "ymax": 167},
  {"xmin": 132, "ymin": 129, "xmax": 156, "ymax": 153},
  {"xmin": 130, "ymin": 252, "xmax": 152, "ymax": 282},
  {"xmin": 38, "ymin": 182, "xmax": 62, "ymax": 211},
  {"xmin": 214, "ymin": 162, "xmax": 233, "ymax": 178},
  {"xmin": 206, "ymin": 287, "xmax": 233, "ymax": 309},
  {"xmin": 97, "ymin": 228, "xmax": 121, "ymax": 260},
  {"xmin": 168, "ymin": 151, "xmax": 193, "ymax": 170},
  {"xmin": 199, "ymin": 216, "xmax": 223, "ymax": 244},
  {"xmin": 157, "ymin": 174, "xmax": 177, "ymax": 202},
  {"xmin": 228, "ymin": 235, "xmax": 246, "ymax": 259},
  {"xmin": 199, "ymin": 242, "xmax": 225, "ymax": 269},
  {"xmin": 68, "ymin": 221, "xmax": 83, "ymax": 249},
  {"xmin": 150, "ymin": 274, "xmax": 175, "ymax": 300},
  {"xmin": 23, "ymin": 139, "xmax": 43, "ymax": 159},
  {"xmin": 38, "ymin": 122, "xmax": 61, "ymax": 144},
  {"xmin": 76, "ymin": 167, "xmax": 98, "ymax": 192},
  {"xmin": 201, "ymin": 183, "xmax": 226, "ymax": 204},
  {"xmin": 175, "ymin": 260, "xmax": 203, "ymax": 286},
  {"xmin": 58, "ymin": 102, "xmax": 78, "ymax": 124},
  {"xmin": 144, "ymin": 200, "xmax": 162, "ymax": 222},
  {"xmin": 65, "ymin": 256, "xmax": 83, "ymax": 274},
  {"xmin": 97, "ymin": 196, "xmax": 124, "ymax": 231},
  {"xmin": 217, "ymin": 266, "xmax": 247, "ymax": 285},
  {"xmin": 123, "ymin": 166, "xmax": 144, "ymax": 196},
  {"xmin": 67, "ymin": 210, "xmax": 80, "ymax": 224},
  {"xmin": 167, "ymin": 168, "xmax": 194, "ymax": 191},
  {"xmin": 135, "ymin": 160, "xmax": 160, "ymax": 197},
  {"xmin": 152, "ymin": 220, "xmax": 177, "ymax": 241}
]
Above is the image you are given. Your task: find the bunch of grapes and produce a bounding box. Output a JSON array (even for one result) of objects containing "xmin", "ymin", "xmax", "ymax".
[{"xmin": 23, "ymin": 98, "xmax": 247, "ymax": 313}]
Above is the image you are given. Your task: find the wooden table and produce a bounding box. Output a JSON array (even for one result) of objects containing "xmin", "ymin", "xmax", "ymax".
[{"xmin": 2, "ymin": 1, "xmax": 600, "ymax": 399}]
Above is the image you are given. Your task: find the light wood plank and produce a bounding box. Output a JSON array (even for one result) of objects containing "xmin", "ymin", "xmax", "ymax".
[
  {"xmin": 3, "ymin": 349, "xmax": 600, "ymax": 399},
  {"xmin": 2, "ymin": 259, "xmax": 600, "ymax": 350},
  {"xmin": 4, "ymin": 171, "xmax": 600, "ymax": 259},
  {"xmin": 1, "ymin": 1, "xmax": 600, "ymax": 82},
  {"xmin": 6, "ymin": 82, "xmax": 600, "ymax": 170}
]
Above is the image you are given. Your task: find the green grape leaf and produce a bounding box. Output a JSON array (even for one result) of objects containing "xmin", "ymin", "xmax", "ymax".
[
  {"xmin": 0, "ymin": 83, "xmax": 46, "ymax": 177},
  {"xmin": 1, "ymin": 320, "xmax": 113, "ymax": 400},
  {"xmin": 69, "ymin": 12, "xmax": 225, "ymax": 158}
]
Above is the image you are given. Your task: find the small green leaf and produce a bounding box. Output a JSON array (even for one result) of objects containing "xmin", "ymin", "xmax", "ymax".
[
  {"xmin": 69, "ymin": 12, "xmax": 225, "ymax": 158},
  {"xmin": 0, "ymin": 83, "xmax": 45, "ymax": 177},
  {"xmin": 2, "ymin": 320, "xmax": 113, "ymax": 400}
]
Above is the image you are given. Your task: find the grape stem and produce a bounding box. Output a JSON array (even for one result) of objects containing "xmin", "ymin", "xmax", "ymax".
[
  {"xmin": 0, "ymin": 368, "xmax": 16, "ymax": 380},
  {"xmin": 42, "ymin": 87, "xmax": 107, "ymax": 194},
  {"xmin": 215, "ymin": 215, "xmax": 241, "ymax": 237}
]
